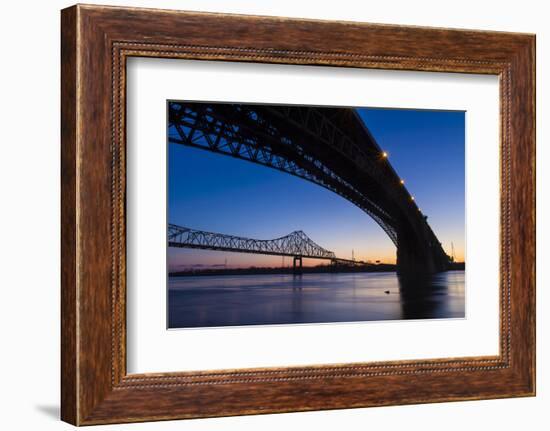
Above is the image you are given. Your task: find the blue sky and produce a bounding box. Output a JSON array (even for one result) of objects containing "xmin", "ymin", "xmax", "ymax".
[{"xmin": 168, "ymin": 106, "xmax": 465, "ymax": 270}]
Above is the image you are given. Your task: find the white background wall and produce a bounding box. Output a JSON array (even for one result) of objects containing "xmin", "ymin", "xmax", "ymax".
[{"xmin": 0, "ymin": 0, "xmax": 546, "ymax": 429}]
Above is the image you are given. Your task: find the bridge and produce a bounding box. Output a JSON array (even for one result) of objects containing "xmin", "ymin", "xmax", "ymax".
[
  {"xmin": 168, "ymin": 101, "xmax": 452, "ymax": 277},
  {"xmin": 168, "ymin": 223, "xmax": 359, "ymax": 273}
]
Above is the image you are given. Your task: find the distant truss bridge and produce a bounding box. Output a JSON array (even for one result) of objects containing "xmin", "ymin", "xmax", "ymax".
[{"xmin": 168, "ymin": 224, "xmax": 359, "ymax": 270}]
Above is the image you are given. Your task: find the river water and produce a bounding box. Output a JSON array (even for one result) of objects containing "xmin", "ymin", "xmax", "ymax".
[{"xmin": 168, "ymin": 270, "xmax": 465, "ymax": 329}]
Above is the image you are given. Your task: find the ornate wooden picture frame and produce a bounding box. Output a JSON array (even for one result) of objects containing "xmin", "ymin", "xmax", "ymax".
[{"xmin": 61, "ymin": 4, "xmax": 535, "ymax": 425}]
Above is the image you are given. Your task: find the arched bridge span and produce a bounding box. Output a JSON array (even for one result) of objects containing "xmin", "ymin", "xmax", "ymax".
[{"xmin": 168, "ymin": 102, "xmax": 451, "ymax": 276}]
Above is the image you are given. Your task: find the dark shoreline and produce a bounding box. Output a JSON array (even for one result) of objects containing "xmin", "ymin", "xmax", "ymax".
[{"xmin": 169, "ymin": 262, "xmax": 465, "ymax": 277}]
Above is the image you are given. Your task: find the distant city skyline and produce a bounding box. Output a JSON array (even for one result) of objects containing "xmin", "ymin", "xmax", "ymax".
[{"xmin": 168, "ymin": 106, "xmax": 465, "ymax": 271}]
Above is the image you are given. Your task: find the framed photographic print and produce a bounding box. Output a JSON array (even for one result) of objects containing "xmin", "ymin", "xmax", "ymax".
[{"xmin": 61, "ymin": 4, "xmax": 535, "ymax": 425}]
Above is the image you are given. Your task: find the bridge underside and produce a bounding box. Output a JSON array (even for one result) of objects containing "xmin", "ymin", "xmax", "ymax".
[{"xmin": 168, "ymin": 102, "xmax": 451, "ymax": 278}]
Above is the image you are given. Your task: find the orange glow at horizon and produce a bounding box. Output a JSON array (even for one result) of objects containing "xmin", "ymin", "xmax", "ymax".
[{"xmin": 168, "ymin": 243, "xmax": 466, "ymax": 271}]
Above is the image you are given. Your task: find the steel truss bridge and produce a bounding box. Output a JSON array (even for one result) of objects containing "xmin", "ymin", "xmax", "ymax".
[
  {"xmin": 168, "ymin": 101, "xmax": 452, "ymax": 276},
  {"xmin": 168, "ymin": 224, "xmax": 358, "ymax": 271}
]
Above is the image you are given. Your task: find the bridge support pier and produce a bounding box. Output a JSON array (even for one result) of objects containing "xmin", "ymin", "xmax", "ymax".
[
  {"xmin": 293, "ymin": 256, "xmax": 303, "ymax": 275},
  {"xmin": 396, "ymin": 229, "xmax": 450, "ymax": 281}
]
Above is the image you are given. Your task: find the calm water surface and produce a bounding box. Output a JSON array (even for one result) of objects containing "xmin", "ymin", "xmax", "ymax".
[{"xmin": 168, "ymin": 270, "xmax": 465, "ymax": 328}]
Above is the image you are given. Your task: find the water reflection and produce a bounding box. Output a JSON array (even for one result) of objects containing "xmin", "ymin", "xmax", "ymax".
[
  {"xmin": 398, "ymin": 271, "xmax": 465, "ymax": 319},
  {"xmin": 168, "ymin": 271, "xmax": 465, "ymax": 329}
]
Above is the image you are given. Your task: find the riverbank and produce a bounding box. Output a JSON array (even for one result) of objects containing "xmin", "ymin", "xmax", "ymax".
[
  {"xmin": 169, "ymin": 261, "xmax": 464, "ymax": 277},
  {"xmin": 169, "ymin": 263, "xmax": 397, "ymax": 277}
]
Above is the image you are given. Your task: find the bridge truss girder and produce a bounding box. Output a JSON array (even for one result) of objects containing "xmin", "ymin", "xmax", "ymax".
[{"xmin": 168, "ymin": 224, "xmax": 337, "ymax": 260}]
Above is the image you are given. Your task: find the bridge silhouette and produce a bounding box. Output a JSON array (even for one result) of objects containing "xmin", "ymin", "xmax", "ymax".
[
  {"xmin": 168, "ymin": 102, "xmax": 452, "ymax": 277},
  {"xmin": 168, "ymin": 223, "xmax": 359, "ymax": 273}
]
